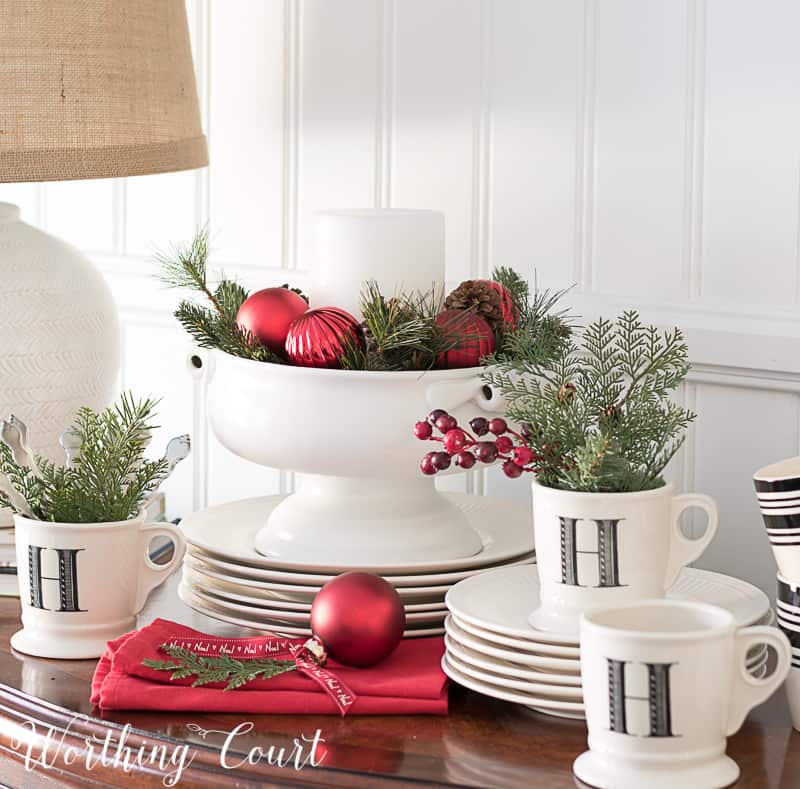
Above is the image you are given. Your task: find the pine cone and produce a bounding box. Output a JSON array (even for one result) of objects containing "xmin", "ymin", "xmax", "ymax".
[{"xmin": 444, "ymin": 279, "xmax": 504, "ymax": 332}]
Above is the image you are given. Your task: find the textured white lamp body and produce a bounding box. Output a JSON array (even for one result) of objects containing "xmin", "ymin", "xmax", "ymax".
[{"xmin": 0, "ymin": 203, "xmax": 119, "ymax": 524}]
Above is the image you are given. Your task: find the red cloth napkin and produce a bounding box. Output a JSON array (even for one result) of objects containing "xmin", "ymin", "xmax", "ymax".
[{"xmin": 91, "ymin": 618, "xmax": 449, "ymax": 715}]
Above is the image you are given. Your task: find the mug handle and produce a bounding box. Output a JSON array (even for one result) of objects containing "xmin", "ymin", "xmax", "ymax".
[
  {"xmin": 664, "ymin": 493, "xmax": 719, "ymax": 588},
  {"xmin": 726, "ymin": 625, "xmax": 791, "ymax": 736},
  {"xmin": 134, "ymin": 522, "xmax": 187, "ymax": 613}
]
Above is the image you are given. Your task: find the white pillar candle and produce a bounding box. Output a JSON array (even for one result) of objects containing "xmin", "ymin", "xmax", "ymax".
[{"xmin": 310, "ymin": 209, "xmax": 445, "ymax": 317}]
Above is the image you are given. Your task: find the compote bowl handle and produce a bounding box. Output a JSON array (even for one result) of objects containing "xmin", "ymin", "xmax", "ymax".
[{"xmin": 425, "ymin": 376, "xmax": 505, "ymax": 414}]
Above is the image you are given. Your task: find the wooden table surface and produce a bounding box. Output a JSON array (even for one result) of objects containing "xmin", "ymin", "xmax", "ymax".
[{"xmin": 0, "ymin": 570, "xmax": 797, "ymax": 788}]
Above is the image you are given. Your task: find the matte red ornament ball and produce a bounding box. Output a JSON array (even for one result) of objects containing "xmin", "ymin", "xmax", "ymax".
[
  {"xmin": 435, "ymin": 309, "xmax": 496, "ymax": 369},
  {"xmin": 285, "ymin": 307, "xmax": 363, "ymax": 368},
  {"xmin": 236, "ymin": 287, "xmax": 308, "ymax": 354},
  {"xmin": 485, "ymin": 280, "xmax": 519, "ymax": 330},
  {"xmin": 310, "ymin": 572, "xmax": 406, "ymax": 667}
]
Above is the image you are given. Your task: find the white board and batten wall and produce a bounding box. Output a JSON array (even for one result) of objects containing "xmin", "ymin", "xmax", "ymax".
[{"xmin": 2, "ymin": 0, "xmax": 799, "ymax": 598}]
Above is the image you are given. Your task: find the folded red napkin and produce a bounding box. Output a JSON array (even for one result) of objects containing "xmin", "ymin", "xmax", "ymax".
[{"xmin": 91, "ymin": 618, "xmax": 449, "ymax": 715}]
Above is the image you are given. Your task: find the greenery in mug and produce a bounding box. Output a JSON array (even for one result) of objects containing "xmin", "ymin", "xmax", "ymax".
[
  {"xmin": 483, "ymin": 311, "xmax": 695, "ymax": 492},
  {"xmin": 0, "ymin": 394, "xmax": 170, "ymax": 523}
]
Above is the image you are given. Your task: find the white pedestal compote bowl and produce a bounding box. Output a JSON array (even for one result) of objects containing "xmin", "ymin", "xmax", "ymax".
[
  {"xmin": 199, "ymin": 349, "xmax": 505, "ymax": 565},
  {"xmin": 177, "ymin": 209, "xmax": 534, "ymax": 637}
]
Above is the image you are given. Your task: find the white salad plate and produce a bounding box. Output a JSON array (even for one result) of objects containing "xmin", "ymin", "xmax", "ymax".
[
  {"xmin": 446, "ymin": 565, "xmax": 771, "ymax": 646},
  {"xmin": 179, "ymin": 583, "xmax": 446, "ymax": 638},
  {"xmin": 179, "ymin": 494, "xmax": 534, "ymax": 574},
  {"xmin": 441, "ymin": 654, "xmax": 585, "ymax": 718},
  {"xmin": 450, "ymin": 614, "xmax": 580, "ymax": 658},
  {"xmin": 445, "ymin": 648, "xmax": 583, "ymax": 699},
  {"xmin": 187, "ymin": 545, "xmax": 535, "ymax": 587},
  {"xmin": 445, "ymin": 617, "xmax": 580, "ymax": 674},
  {"xmin": 443, "ymin": 634, "xmax": 582, "ymax": 687}
]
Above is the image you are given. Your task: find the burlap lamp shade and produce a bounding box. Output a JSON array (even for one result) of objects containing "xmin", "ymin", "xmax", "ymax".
[
  {"xmin": 0, "ymin": 0, "xmax": 207, "ymax": 180},
  {"xmin": 0, "ymin": 0, "xmax": 208, "ymax": 528}
]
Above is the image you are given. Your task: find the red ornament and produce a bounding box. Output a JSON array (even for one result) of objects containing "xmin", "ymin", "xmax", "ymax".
[
  {"xmin": 236, "ymin": 288, "xmax": 308, "ymax": 354},
  {"xmin": 485, "ymin": 280, "xmax": 519, "ymax": 330},
  {"xmin": 285, "ymin": 307, "xmax": 363, "ymax": 368},
  {"xmin": 435, "ymin": 309, "xmax": 496, "ymax": 369},
  {"xmin": 310, "ymin": 572, "xmax": 406, "ymax": 667}
]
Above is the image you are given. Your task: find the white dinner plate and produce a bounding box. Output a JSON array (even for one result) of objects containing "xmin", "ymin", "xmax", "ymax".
[
  {"xmin": 187, "ymin": 545, "xmax": 535, "ymax": 587},
  {"xmin": 446, "ymin": 565, "xmax": 771, "ymax": 646},
  {"xmin": 179, "ymin": 583, "xmax": 446, "ymax": 638},
  {"xmin": 184, "ymin": 564, "xmax": 450, "ymax": 613},
  {"xmin": 442, "ymin": 654, "xmax": 585, "ymax": 717},
  {"xmin": 444, "ymin": 634, "xmax": 582, "ymax": 687},
  {"xmin": 193, "ymin": 581, "xmax": 447, "ymax": 625},
  {"xmin": 445, "ymin": 617, "xmax": 580, "ymax": 674},
  {"xmin": 185, "ymin": 554, "xmax": 456, "ymax": 600},
  {"xmin": 179, "ymin": 493, "xmax": 534, "ymax": 574}
]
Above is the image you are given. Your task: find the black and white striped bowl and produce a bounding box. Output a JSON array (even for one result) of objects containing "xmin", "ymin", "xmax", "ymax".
[
  {"xmin": 754, "ymin": 458, "xmax": 800, "ymax": 579},
  {"xmin": 754, "ymin": 457, "xmax": 800, "ymax": 534},
  {"xmin": 778, "ymin": 574, "xmax": 800, "ymax": 613}
]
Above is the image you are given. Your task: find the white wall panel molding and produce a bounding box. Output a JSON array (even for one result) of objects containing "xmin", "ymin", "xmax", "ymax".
[
  {"xmin": 282, "ymin": 0, "xmax": 302, "ymax": 270},
  {"xmin": 574, "ymin": 0, "xmax": 597, "ymax": 292},
  {"xmin": 470, "ymin": 0, "xmax": 493, "ymax": 280},
  {"xmin": 682, "ymin": 0, "xmax": 706, "ymax": 300},
  {"xmin": 374, "ymin": 0, "xmax": 396, "ymax": 209}
]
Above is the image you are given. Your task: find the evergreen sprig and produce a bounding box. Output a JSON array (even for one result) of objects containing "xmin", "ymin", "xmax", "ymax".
[
  {"xmin": 486, "ymin": 268, "xmax": 574, "ymax": 369},
  {"xmin": 0, "ymin": 394, "xmax": 171, "ymax": 523},
  {"xmin": 157, "ymin": 230, "xmax": 282, "ymax": 363},
  {"xmin": 340, "ymin": 281, "xmax": 475, "ymax": 371},
  {"xmin": 143, "ymin": 643, "xmax": 298, "ymax": 691},
  {"xmin": 484, "ymin": 311, "xmax": 695, "ymax": 492}
]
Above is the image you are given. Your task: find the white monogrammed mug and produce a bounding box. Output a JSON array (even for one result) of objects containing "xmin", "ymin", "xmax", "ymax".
[
  {"xmin": 11, "ymin": 513, "xmax": 186, "ymax": 659},
  {"xmin": 529, "ymin": 480, "xmax": 719, "ymax": 635},
  {"xmin": 574, "ymin": 600, "xmax": 790, "ymax": 789}
]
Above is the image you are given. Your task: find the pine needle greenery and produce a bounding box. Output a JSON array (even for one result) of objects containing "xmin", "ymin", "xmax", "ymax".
[
  {"xmin": 0, "ymin": 394, "xmax": 171, "ymax": 523},
  {"xmin": 483, "ymin": 311, "xmax": 695, "ymax": 492},
  {"xmin": 156, "ymin": 229, "xmax": 282, "ymax": 363},
  {"xmin": 339, "ymin": 281, "xmax": 478, "ymax": 371},
  {"xmin": 487, "ymin": 266, "xmax": 574, "ymax": 368}
]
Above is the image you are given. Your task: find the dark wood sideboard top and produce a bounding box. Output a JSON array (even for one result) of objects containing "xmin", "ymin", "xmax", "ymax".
[{"xmin": 0, "ymin": 572, "xmax": 796, "ymax": 788}]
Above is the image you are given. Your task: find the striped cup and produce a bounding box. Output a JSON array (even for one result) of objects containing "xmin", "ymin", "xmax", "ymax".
[{"xmin": 754, "ymin": 457, "xmax": 800, "ymax": 582}]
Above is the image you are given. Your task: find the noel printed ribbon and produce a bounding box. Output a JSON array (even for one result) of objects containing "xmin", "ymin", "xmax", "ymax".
[{"xmin": 145, "ymin": 633, "xmax": 357, "ymax": 716}]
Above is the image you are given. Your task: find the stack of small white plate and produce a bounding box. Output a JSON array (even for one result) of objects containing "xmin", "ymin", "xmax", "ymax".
[
  {"xmin": 443, "ymin": 564, "xmax": 773, "ymax": 719},
  {"xmin": 178, "ymin": 494, "xmax": 535, "ymax": 637}
]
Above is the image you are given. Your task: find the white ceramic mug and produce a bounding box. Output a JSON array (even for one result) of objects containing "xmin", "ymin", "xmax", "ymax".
[
  {"xmin": 11, "ymin": 513, "xmax": 186, "ymax": 659},
  {"xmin": 575, "ymin": 600, "xmax": 790, "ymax": 789},
  {"xmin": 529, "ymin": 480, "xmax": 719, "ymax": 634}
]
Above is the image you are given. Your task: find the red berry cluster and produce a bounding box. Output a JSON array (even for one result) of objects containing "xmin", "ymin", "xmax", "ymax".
[{"xmin": 414, "ymin": 409, "xmax": 542, "ymax": 479}]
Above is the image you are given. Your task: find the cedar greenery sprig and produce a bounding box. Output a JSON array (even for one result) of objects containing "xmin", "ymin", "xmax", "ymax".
[
  {"xmin": 143, "ymin": 643, "xmax": 299, "ymax": 691},
  {"xmin": 156, "ymin": 229, "xmax": 282, "ymax": 363},
  {"xmin": 483, "ymin": 311, "xmax": 695, "ymax": 492},
  {"xmin": 0, "ymin": 394, "xmax": 172, "ymax": 523}
]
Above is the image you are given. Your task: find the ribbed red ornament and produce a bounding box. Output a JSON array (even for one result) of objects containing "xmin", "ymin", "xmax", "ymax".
[
  {"xmin": 435, "ymin": 309, "xmax": 496, "ymax": 368},
  {"xmin": 486, "ymin": 280, "xmax": 519, "ymax": 330},
  {"xmin": 310, "ymin": 572, "xmax": 406, "ymax": 667},
  {"xmin": 285, "ymin": 306, "xmax": 363, "ymax": 368}
]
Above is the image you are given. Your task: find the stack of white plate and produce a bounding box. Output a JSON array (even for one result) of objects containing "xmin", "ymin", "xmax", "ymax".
[
  {"xmin": 443, "ymin": 564, "xmax": 773, "ymax": 719},
  {"xmin": 178, "ymin": 494, "xmax": 535, "ymax": 637}
]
